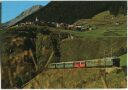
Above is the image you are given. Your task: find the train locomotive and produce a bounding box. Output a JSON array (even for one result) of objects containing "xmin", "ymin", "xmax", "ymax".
[{"xmin": 48, "ymin": 57, "xmax": 120, "ymax": 69}]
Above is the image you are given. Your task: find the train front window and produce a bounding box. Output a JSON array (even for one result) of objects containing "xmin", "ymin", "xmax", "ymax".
[
  {"xmin": 75, "ymin": 62, "xmax": 80, "ymax": 64},
  {"xmin": 81, "ymin": 62, "xmax": 85, "ymax": 64}
]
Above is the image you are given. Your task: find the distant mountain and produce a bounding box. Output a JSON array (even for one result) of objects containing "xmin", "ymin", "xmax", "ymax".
[
  {"xmin": 4, "ymin": 1, "xmax": 127, "ymax": 27},
  {"xmin": 3, "ymin": 5, "xmax": 43, "ymax": 27}
]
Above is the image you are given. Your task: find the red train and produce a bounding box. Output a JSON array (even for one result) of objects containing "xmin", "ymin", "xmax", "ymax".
[{"xmin": 74, "ymin": 61, "xmax": 86, "ymax": 68}]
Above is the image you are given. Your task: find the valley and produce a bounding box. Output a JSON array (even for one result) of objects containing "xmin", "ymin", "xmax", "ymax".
[{"xmin": 0, "ymin": 1, "xmax": 127, "ymax": 89}]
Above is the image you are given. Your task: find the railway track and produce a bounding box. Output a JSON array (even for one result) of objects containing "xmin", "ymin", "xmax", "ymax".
[{"xmin": 21, "ymin": 56, "xmax": 120, "ymax": 88}]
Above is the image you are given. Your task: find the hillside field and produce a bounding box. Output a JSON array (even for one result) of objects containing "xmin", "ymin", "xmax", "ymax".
[{"xmin": 24, "ymin": 68, "xmax": 126, "ymax": 88}]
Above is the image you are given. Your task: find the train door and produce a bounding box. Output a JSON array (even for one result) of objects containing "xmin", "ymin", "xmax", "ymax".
[
  {"xmin": 80, "ymin": 61, "xmax": 86, "ymax": 68},
  {"xmin": 74, "ymin": 62, "xmax": 80, "ymax": 68},
  {"xmin": 113, "ymin": 58, "xmax": 120, "ymax": 67},
  {"xmin": 74, "ymin": 61, "xmax": 86, "ymax": 68}
]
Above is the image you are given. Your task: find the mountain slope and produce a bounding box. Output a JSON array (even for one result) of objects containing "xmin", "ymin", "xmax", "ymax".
[
  {"xmin": 4, "ymin": 1, "xmax": 127, "ymax": 27},
  {"xmin": 3, "ymin": 5, "xmax": 43, "ymax": 27}
]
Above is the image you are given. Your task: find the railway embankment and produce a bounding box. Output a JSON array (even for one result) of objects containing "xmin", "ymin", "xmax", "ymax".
[{"xmin": 24, "ymin": 67, "xmax": 126, "ymax": 88}]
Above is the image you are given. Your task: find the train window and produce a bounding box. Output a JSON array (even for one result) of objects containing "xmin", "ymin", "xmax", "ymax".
[
  {"xmin": 81, "ymin": 62, "xmax": 85, "ymax": 64},
  {"xmin": 113, "ymin": 58, "xmax": 120, "ymax": 67},
  {"xmin": 75, "ymin": 62, "xmax": 80, "ymax": 64}
]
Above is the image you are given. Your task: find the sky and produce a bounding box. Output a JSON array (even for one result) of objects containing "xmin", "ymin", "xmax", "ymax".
[{"xmin": 2, "ymin": 1, "xmax": 50, "ymax": 23}]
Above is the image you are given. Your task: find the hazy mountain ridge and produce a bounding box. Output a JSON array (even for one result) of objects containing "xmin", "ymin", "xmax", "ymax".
[{"xmin": 3, "ymin": 5, "xmax": 43, "ymax": 27}]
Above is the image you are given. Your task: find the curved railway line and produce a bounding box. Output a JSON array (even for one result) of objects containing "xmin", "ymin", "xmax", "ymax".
[{"xmin": 47, "ymin": 57, "xmax": 120, "ymax": 69}]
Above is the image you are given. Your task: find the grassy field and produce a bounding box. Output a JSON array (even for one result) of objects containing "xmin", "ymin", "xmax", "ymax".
[
  {"xmin": 120, "ymin": 54, "xmax": 127, "ymax": 67},
  {"xmin": 61, "ymin": 11, "xmax": 127, "ymax": 37},
  {"xmin": 24, "ymin": 68, "xmax": 126, "ymax": 88}
]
